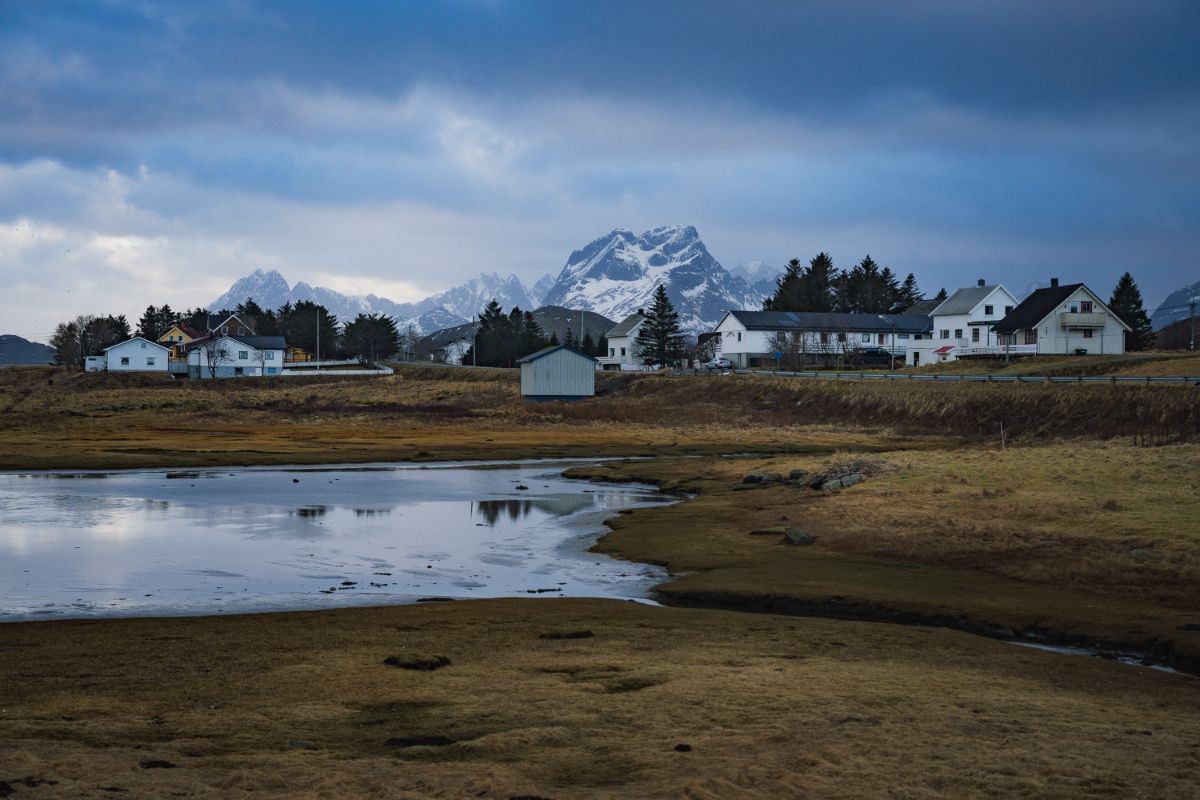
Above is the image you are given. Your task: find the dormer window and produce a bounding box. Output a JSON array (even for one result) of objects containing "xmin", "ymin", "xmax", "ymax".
[{"xmin": 984, "ymin": 305, "xmax": 993, "ymax": 315}]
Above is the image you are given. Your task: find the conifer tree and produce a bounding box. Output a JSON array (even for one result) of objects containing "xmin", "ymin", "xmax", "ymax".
[
  {"xmin": 635, "ymin": 284, "xmax": 685, "ymax": 367},
  {"xmin": 1108, "ymin": 272, "xmax": 1154, "ymax": 351}
]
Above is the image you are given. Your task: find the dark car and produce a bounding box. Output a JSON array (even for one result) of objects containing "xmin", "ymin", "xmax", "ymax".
[{"xmin": 849, "ymin": 347, "xmax": 898, "ymax": 367}]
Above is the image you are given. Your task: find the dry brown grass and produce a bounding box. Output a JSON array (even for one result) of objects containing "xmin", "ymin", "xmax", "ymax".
[
  {"xmin": 573, "ymin": 441, "xmax": 1200, "ymax": 668},
  {"xmin": 3, "ymin": 599, "xmax": 1198, "ymax": 799}
]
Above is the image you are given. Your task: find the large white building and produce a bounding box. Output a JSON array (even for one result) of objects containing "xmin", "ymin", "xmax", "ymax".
[
  {"xmin": 186, "ymin": 335, "xmax": 287, "ymax": 378},
  {"xmin": 906, "ymin": 281, "xmax": 1019, "ymax": 366},
  {"xmin": 597, "ymin": 312, "xmax": 647, "ymax": 371},
  {"xmin": 711, "ymin": 310, "xmax": 933, "ymax": 368},
  {"xmin": 992, "ymin": 280, "xmax": 1128, "ymax": 356},
  {"xmin": 103, "ymin": 337, "xmax": 170, "ymax": 373}
]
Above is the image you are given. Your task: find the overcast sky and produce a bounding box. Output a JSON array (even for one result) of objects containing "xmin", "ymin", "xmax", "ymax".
[{"xmin": 2, "ymin": 0, "xmax": 1198, "ymax": 340}]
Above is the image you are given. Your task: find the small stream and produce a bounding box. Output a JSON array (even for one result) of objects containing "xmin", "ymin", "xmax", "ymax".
[{"xmin": 0, "ymin": 460, "xmax": 671, "ymax": 620}]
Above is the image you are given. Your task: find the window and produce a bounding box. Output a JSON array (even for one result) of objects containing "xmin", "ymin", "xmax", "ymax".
[
  {"xmin": 862, "ymin": 333, "xmax": 870, "ymax": 342},
  {"xmin": 234, "ymin": 367, "xmax": 244, "ymax": 376},
  {"xmin": 1083, "ymin": 329, "xmax": 1093, "ymax": 339},
  {"xmin": 120, "ymin": 357, "xmax": 129, "ymax": 366},
  {"xmin": 837, "ymin": 332, "xmax": 847, "ymax": 343},
  {"xmin": 239, "ymin": 351, "xmax": 249, "ymax": 360},
  {"xmin": 1024, "ymin": 329, "xmax": 1038, "ymax": 344},
  {"xmin": 267, "ymin": 367, "xmax": 277, "ymax": 374},
  {"xmin": 898, "ymin": 334, "xmax": 910, "ymax": 340},
  {"xmin": 879, "ymin": 334, "xmax": 886, "ymax": 344},
  {"xmin": 1005, "ymin": 306, "xmax": 1013, "ymax": 314},
  {"xmin": 265, "ymin": 351, "xmax": 275, "ymax": 360},
  {"xmin": 971, "ymin": 328, "xmax": 980, "ymax": 342},
  {"xmin": 609, "ymin": 348, "xmax": 615, "ymax": 357},
  {"xmin": 820, "ymin": 332, "xmax": 829, "ymax": 344},
  {"xmin": 1080, "ymin": 301, "xmax": 1093, "ymax": 313},
  {"xmin": 1069, "ymin": 302, "xmax": 1079, "ymax": 313},
  {"xmin": 140, "ymin": 341, "xmax": 146, "ymax": 349},
  {"xmin": 984, "ymin": 305, "xmax": 993, "ymax": 316},
  {"xmin": 221, "ymin": 326, "xmax": 228, "ymax": 334},
  {"xmin": 146, "ymin": 357, "xmax": 155, "ymax": 366},
  {"xmin": 954, "ymin": 329, "xmax": 963, "ymax": 339},
  {"xmin": 940, "ymin": 329, "xmax": 950, "ymax": 339},
  {"xmin": 620, "ymin": 347, "xmax": 626, "ymax": 356},
  {"xmin": 736, "ymin": 332, "xmax": 742, "ymax": 342}
]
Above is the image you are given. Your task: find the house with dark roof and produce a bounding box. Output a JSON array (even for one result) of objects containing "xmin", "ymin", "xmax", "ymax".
[
  {"xmin": 185, "ymin": 334, "xmax": 287, "ymax": 378},
  {"xmin": 598, "ymin": 311, "xmax": 646, "ymax": 371},
  {"xmin": 518, "ymin": 344, "xmax": 596, "ymax": 400},
  {"xmin": 711, "ymin": 310, "xmax": 933, "ymax": 368},
  {"xmin": 906, "ymin": 279, "xmax": 1019, "ymax": 366},
  {"xmin": 992, "ymin": 279, "xmax": 1129, "ymax": 356}
]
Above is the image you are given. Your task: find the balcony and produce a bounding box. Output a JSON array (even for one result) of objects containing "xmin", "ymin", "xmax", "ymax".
[
  {"xmin": 1058, "ymin": 312, "xmax": 1107, "ymax": 329},
  {"xmin": 956, "ymin": 344, "xmax": 1038, "ymax": 357}
]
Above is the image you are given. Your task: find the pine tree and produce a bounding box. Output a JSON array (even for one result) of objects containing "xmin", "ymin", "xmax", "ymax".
[
  {"xmin": 894, "ymin": 273, "xmax": 923, "ymax": 312},
  {"xmin": 1108, "ymin": 272, "xmax": 1154, "ymax": 351},
  {"xmin": 635, "ymin": 284, "xmax": 685, "ymax": 367},
  {"xmin": 804, "ymin": 252, "xmax": 837, "ymax": 312},
  {"xmin": 763, "ymin": 258, "xmax": 805, "ymax": 311}
]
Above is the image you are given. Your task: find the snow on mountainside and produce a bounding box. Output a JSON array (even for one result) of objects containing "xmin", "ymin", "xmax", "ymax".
[
  {"xmin": 728, "ymin": 260, "xmax": 782, "ymax": 298},
  {"xmin": 1150, "ymin": 279, "xmax": 1200, "ymax": 330},
  {"xmin": 210, "ymin": 269, "xmax": 540, "ymax": 335},
  {"xmin": 540, "ymin": 226, "xmax": 765, "ymax": 332},
  {"xmin": 528, "ymin": 273, "xmax": 555, "ymax": 306}
]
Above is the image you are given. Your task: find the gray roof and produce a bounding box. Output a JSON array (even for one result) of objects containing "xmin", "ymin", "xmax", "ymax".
[
  {"xmin": 517, "ymin": 344, "xmax": 597, "ymax": 364},
  {"xmin": 103, "ymin": 336, "xmax": 169, "ymax": 352},
  {"xmin": 724, "ymin": 310, "xmax": 932, "ymax": 334},
  {"xmin": 605, "ymin": 312, "xmax": 645, "ymax": 338},
  {"xmin": 931, "ymin": 285, "xmax": 1000, "ymax": 316},
  {"xmin": 903, "ymin": 298, "xmax": 942, "ymax": 316}
]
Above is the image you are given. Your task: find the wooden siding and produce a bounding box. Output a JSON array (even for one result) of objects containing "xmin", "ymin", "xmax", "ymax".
[{"xmin": 520, "ymin": 348, "xmax": 595, "ymax": 398}]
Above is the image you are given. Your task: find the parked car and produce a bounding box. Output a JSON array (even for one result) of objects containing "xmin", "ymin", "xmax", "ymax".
[
  {"xmin": 849, "ymin": 347, "xmax": 898, "ymax": 367},
  {"xmin": 704, "ymin": 357, "xmax": 734, "ymax": 370}
]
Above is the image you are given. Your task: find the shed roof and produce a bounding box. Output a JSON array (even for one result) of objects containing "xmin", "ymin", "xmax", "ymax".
[
  {"xmin": 931, "ymin": 285, "xmax": 1000, "ymax": 316},
  {"xmin": 605, "ymin": 312, "xmax": 645, "ymax": 338},
  {"xmin": 724, "ymin": 310, "xmax": 932, "ymax": 334},
  {"xmin": 992, "ymin": 284, "xmax": 1083, "ymax": 333},
  {"xmin": 517, "ymin": 344, "xmax": 597, "ymax": 364}
]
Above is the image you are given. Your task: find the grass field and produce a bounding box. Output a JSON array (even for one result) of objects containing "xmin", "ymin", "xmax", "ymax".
[{"xmin": 2, "ymin": 365, "xmax": 1199, "ymax": 798}]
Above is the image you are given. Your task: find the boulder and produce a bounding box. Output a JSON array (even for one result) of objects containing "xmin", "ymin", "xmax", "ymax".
[
  {"xmin": 788, "ymin": 469, "xmax": 808, "ymax": 481},
  {"xmin": 819, "ymin": 473, "xmax": 864, "ymax": 492}
]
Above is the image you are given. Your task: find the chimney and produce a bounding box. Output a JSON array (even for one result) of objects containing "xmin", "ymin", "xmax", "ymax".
[
  {"xmin": 977, "ymin": 279, "xmax": 985, "ymax": 287},
  {"xmin": 1050, "ymin": 277, "xmax": 1059, "ymax": 288}
]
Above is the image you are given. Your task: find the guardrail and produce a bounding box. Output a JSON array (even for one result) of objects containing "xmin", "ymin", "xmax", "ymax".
[
  {"xmin": 724, "ymin": 370, "xmax": 1200, "ymax": 384},
  {"xmin": 279, "ymin": 364, "xmax": 394, "ymax": 376}
]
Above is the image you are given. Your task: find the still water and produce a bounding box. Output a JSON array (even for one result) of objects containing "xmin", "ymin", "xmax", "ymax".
[{"xmin": 0, "ymin": 461, "xmax": 670, "ymax": 620}]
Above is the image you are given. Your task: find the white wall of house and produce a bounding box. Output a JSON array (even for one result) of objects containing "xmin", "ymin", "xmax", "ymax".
[
  {"xmin": 187, "ymin": 337, "xmax": 285, "ymax": 378},
  {"xmin": 714, "ymin": 314, "xmax": 920, "ymax": 367},
  {"xmin": 441, "ymin": 339, "xmax": 472, "ymax": 365},
  {"xmin": 105, "ymin": 338, "xmax": 169, "ymax": 372},
  {"xmin": 599, "ymin": 319, "xmax": 648, "ymax": 370},
  {"xmin": 907, "ymin": 285, "xmax": 1018, "ymax": 365},
  {"xmin": 1028, "ymin": 286, "xmax": 1127, "ymax": 356}
]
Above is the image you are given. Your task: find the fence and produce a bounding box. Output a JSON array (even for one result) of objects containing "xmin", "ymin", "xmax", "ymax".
[{"xmin": 727, "ymin": 370, "xmax": 1200, "ymax": 384}]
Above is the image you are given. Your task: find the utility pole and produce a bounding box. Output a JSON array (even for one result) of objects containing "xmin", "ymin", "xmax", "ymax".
[
  {"xmin": 315, "ymin": 310, "xmax": 320, "ymax": 372},
  {"xmin": 1190, "ymin": 301, "xmax": 1196, "ymax": 351}
]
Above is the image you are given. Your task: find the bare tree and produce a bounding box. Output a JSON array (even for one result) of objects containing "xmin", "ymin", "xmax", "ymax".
[
  {"xmin": 201, "ymin": 336, "xmax": 233, "ymax": 379},
  {"xmin": 768, "ymin": 329, "xmax": 815, "ymax": 370}
]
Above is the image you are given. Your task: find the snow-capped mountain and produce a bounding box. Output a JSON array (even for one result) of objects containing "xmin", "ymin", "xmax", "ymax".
[
  {"xmin": 209, "ymin": 269, "xmax": 541, "ymax": 335},
  {"xmin": 728, "ymin": 260, "xmax": 782, "ymax": 298},
  {"xmin": 528, "ymin": 273, "xmax": 556, "ymax": 306},
  {"xmin": 425, "ymin": 272, "xmax": 535, "ymax": 320},
  {"xmin": 1150, "ymin": 279, "xmax": 1200, "ymax": 330},
  {"xmin": 540, "ymin": 225, "xmax": 764, "ymax": 332}
]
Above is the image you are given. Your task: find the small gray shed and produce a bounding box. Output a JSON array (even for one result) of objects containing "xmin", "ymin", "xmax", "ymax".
[{"xmin": 518, "ymin": 345, "xmax": 596, "ymax": 400}]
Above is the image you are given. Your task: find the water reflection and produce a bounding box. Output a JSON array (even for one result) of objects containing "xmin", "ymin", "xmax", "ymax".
[{"xmin": 0, "ymin": 462, "xmax": 671, "ymax": 620}]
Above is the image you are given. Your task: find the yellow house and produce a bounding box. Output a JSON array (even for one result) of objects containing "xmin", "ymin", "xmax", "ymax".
[{"xmin": 158, "ymin": 325, "xmax": 199, "ymax": 360}]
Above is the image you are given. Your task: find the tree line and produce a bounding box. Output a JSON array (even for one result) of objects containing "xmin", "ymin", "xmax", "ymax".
[{"xmin": 763, "ymin": 253, "xmax": 935, "ymax": 314}]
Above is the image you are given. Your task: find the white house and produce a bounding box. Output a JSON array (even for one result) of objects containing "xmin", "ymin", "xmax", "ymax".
[
  {"xmin": 906, "ymin": 280, "xmax": 1019, "ymax": 366},
  {"xmin": 103, "ymin": 337, "xmax": 170, "ymax": 373},
  {"xmin": 992, "ymin": 280, "xmax": 1128, "ymax": 356},
  {"xmin": 186, "ymin": 335, "xmax": 287, "ymax": 378},
  {"xmin": 597, "ymin": 312, "xmax": 646, "ymax": 371},
  {"xmin": 711, "ymin": 310, "xmax": 933, "ymax": 368},
  {"xmin": 518, "ymin": 344, "xmax": 596, "ymax": 400}
]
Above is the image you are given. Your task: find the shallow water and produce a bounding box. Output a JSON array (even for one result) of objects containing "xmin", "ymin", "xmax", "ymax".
[{"xmin": 0, "ymin": 460, "xmax": 670, "ymax": 620}]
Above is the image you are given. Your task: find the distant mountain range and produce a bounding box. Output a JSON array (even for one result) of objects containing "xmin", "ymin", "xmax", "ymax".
[
  {"xmin": 208, "ymin": 225, "xmax": 771, "ymax": 337},
  {"xmin": 1150, "ymin": 279, "xmax": 1200, "ymax": 330},
  {"xmin": 0, "ymin": 334, "xmax": 53, "ymax": 365}
]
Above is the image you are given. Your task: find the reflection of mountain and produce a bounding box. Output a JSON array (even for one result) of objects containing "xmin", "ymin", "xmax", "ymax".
[{"xmin": 473, "ymin": 493, "xmax": 598, "ymax": 526}]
